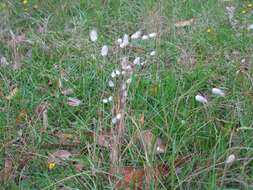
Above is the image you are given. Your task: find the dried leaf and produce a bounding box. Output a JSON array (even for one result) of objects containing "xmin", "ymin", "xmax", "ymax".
[
  {"xmin": 52, "ymin": 130, "xmax": 80, "ymax": 143},
  {"xmin": 17, "ymin": 153, "xmax": 34, "ymax": 170},
  {"xmin": 31, "ymin": 102, "xmax": 49, "ymax": 126},
  {"xmin": 0, "ymin": 158, "xmax": 13, "ymax": 182},
  {"xmin": 16, "ymin": 110, "xmax": 27, "ymax": 126},
  {"xmin": 73, "ymin": 162, "xmax": 83, "ymax": 172},
  {"xmin": 61, "ymin": 88, "xmax": 74, "ymax": 95},
  {"xmin": 177, "ymin": 50, "xmax": 196, "ymax": 69},
  {"xmin": 48, "ymin": 150, "xmax": 72, "ymax": 164},
  {"xmin": 8, "ymin": 32, "xmax": 26, "ymax": 48},
  {"xmin": 175, "ymin": 18, "xmax": 194, "ymax": 27},
  {"xmin": 140, "ymin": 113, "xmax": 145, "ymax": 127},
  {"xmin": 137, "ymin": 130, "xmax": 166, "ymax": 154},
  {"xmin": 85, "ymin": 129, "xmax": 113, "ymax": 148},
  {"xmin": 0, "ymin": 56, "xmax": 9, "ymax": 65},
  {"xmin": 5, "ymin": 87, "xmax": 18, "ymax": 100},
  {"xmin": 112, "ymin": 155, "xmax": 192, "ymax": 190},
  {"xmin": 42, "ymin": 106, "xmax": 48, "ymax": 129}
]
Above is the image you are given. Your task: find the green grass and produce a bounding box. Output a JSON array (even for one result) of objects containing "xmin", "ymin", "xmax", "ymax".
[{"xmin": 1, "ymin": 0, "xmax": 253, "ymax": 189}]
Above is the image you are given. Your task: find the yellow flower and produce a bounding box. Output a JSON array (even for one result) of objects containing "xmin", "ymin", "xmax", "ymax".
[
  {"xmin": 242, "ymin": 9, "xmax": 247, "ymax": 14},
  {"xmin": 206, "ymin": 28, "xmax": 212, "ymax": 33},
  {"xmin": 248, "ymin": 3, "xmax": 253, "ymax": 8},
  {"xmin": 48, "ymin": 162, "xmax": 56, "ymax": 170},
  {"xmin": 22, "ymin": 0, "xmax": 28, "ymax": 4}
]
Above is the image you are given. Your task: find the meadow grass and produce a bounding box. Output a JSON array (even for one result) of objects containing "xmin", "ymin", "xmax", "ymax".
[{"xmin": 1, "ymin": 0, "xmax": 253, "ymax": 189}]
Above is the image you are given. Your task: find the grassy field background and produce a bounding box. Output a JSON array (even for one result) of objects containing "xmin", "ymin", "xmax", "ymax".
[{"xmin": 1, "ymin": 0, "xmax": 253, "ymax": 189}]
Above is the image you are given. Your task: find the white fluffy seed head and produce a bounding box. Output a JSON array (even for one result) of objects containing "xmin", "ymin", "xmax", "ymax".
[
  {"xmin": 116, "ymin": 113, "xmax": 122, "ymax": 119},
  {"xmin": 111, "ymin": 71, "xmax": 116, "ymax": 78},
  {"xmin": 247, "ymin": 24, "xmax": 253, "ymax": 30},
  {"xmin": 142, "ymin": 35, "xmax": 149, "ymax": 40},
  {"xmin": 212, "ymin": 88, "xmax": 225, "ymax": 97},
  {"xmin": 126, "ymin": 78, "xmax": 132, "ymax": 84},
  {"xmin": 126, "ymin": 65, "xmax": 131, "ymax": 70},
  {"xmin": 131, "ymin": 31, "xmax": 142, "ymax": 39},
  {"xmin": 117, "ymin": 38, "xmax": 122, "ymax": 44},
  {"xmin": 123, "ymin": 34, "xmax": 129, "ymax": 43},
  {"xmin": 123, "ymin": 90, "xmax": 127, "ymax": 97},
  {"xmin": 112, "ymin": 117, "xmax": 117, "ymax": 124},
  {"xmin": 148, "ymin": 32, "xmax": 157, "ymax": 38},
  {"xmin": 0, "ymin": 56, "xmax": 9, "ymax": 65},
  {"xmin": 101, "ymin": 45, "xmax": 108, "ymax": 57},
  {"xmin": 150, "ymin": 51, "xmax": 156, "ymax": 56},
  {"xmin": 121, "ymin": 83, "xmax": 127, "ymax": 90},
  {"xmin": 195, "ymin": 95, "xmax": 208, "ymax": 104},
  {"xmin": 120, "ymin": 34, "xmax": 129, "ymax": 48},
  {"xmin": 108, "ymin": 96, "xmax": 113, "ymax": 102},
  {"xmin": 102, "ymin": 98, "xmax": 108, "ymax": 103},
  {"xmin": 156, "ymin": 146, "xmax": 165, "ymax": 153},
  {"xmin": 108, "ymin": 80, "xmax": 114, "ymax": 87},
  {"xmin": 225, "ymin": 154, "xmax": 235, "ymax": 164},
  {"xmin": 89, "ymin": 29, "xmax": 98, "ymax": 42},
  {"xmin": 133, "ymin": 57, "xmax": 140, "ymax": 65},
  {"xmin": 115, "ymin": 69, "xmax": 121, "ymax": 75},
  {"xmin": 121, "ymin": 71, "xmax": 126, "ymax": 75}
]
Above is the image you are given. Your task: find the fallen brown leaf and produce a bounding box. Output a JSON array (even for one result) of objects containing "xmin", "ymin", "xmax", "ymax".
[
  {"xmin": 111, "ymin": 155, "xmax": 193, "ymax": 190},
  {"xmin": 175, "ymin": 18, "xmax": 194, "ymax": 27},
  {"xmin": 72, "ymin": 161, "xmax": 83, "ymax": 172},
  {"xmin": 0, "ymin": 158, "xmax": 13, "ymax": 182},
  {"xmin": 5, "ymin": 87, "xmax": 18, "ymax": 100},
  {"xmin": 16, "ymin": 110, "xmax": 27, "ymax": 126},
  {"xmin": 42, "ymin": 106, "xmax": 48, "ymax": 130},
  {"xmin": 140, "ymin": 113, "xmax": 145, "ymax": 127},
  {"xmin": 52, "ymin": 130, "xmax": 80, "ymax": 144},
  {"xmin": 48, "ymin": 150, "xmax": 72, "ymax": 164},
  {"xmin": 17, "ymin": 153, "xmax": 34, "ymax": 171},
  {"xmin": 31, "ymin": 102, "xmax": 49, "ymax": 127},
  {"xmin": 8, "ymin": 32, "xmax": 26, "ymax": 48},
  {"xmin": 84, "ymin": 129, "xmax": 113, "ymax": 148},
  {"xmin": 61, "ymin": 88, "xmax": 74, "ymax": 95},
  {"xmin": 0, "ymin": 56, "xmax": 9, "ymax": 65},
  {"xmin": 137, "ymin": 130, "xmax": 166, "ymax": 154}
]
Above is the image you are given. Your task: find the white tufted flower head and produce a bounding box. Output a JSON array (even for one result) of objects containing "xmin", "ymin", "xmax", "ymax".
[
  {"xmin": 89, "ymin": 29, "xmax": 98, "ymax": 42},
  {"xmin": 108, "ymin": 80, "xmax": 115, "ymax": 87},
  {"xmin": 133, "ymin": 57, "xmax": 141, "ymax": 65},
  {"xmin": 115, "ymin": 69, "xmax": 121, "ymax": 76},
  {"xmin": 120, "ymin": 34, "xmax": 129, "ymax": 48},
  {"xmin": 195, "ymin": 94, "xmax": 208, "ymax": 104},
  {"xmin": 212, "ymin": 88, "xmax": 225, "ymax": 97},
  {"xmin": 108, "ymin": 96, "xmax": 113, "ymax": 102},
  {"xmin": 225, "ymin": 154, "xmax": 235, "ymax": 164},
  {"xmin": 142, "ymin": 35, "xmax": 149, "ymax": 40},
  {"xmin": 101, "ymin": 45, "xmax": 108, "ymax": 57},
  {"xmin": 131, "ymin": 31, "xmax": 142, "ymax": 39},
  {"xmin": 67, "ymin": 97, "xmax": 81, "ymax": 106},
  {"xmin": 148, "ymin": 32, "xmax": 157, "ymax": 38},
  {"xmin": 111, "ymin": 71, "xmax": 116, "ymax": 78},
  {"xmin": 126, "ymin": 78, "xmax": 132, "ymax": 84},
  {"xmin": 150, "ymin": 51, "xmax": 156, "ymax": 56},
  {"xmin": 116, "ymin": 113, "xmax": 122, "ymax": 120},
  {"xmin": 117, "ymin": 38, "xmax": 122, "ymax": 44},
  {"xmin": 102, "ymin": 98, "xmax": 108, "ymax": 103}
]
